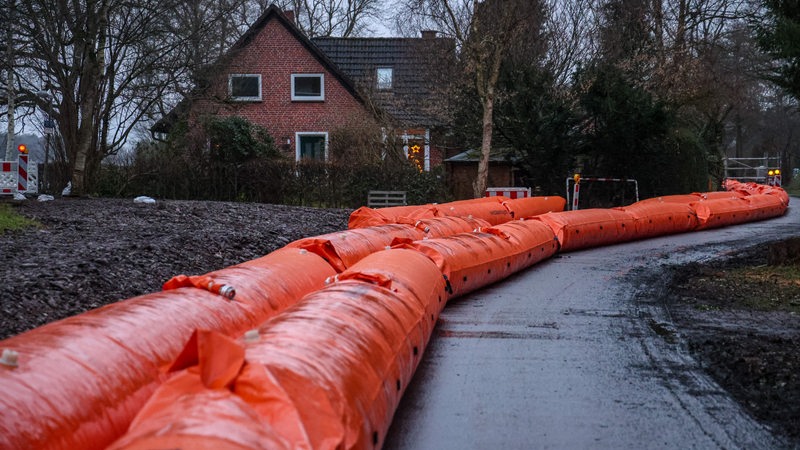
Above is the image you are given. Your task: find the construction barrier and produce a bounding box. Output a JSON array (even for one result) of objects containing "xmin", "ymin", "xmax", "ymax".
[
  {"xmin": 0, "ymin": 156, "xmax": 38, "ymax": 194},
  {"xmin": 0, "ymin": 248, "xmax": 336, "ymax": 450},
  {"xmin": 566, "ymin": 177, "xmax": 639, "ymax": 210},
  {"xmin": 108, "ymin": 249, "xmax": 446, "ymax": 450},
  {"xmin": 485, "ymin": 187, "xmax": 531, "ymax": 199},
  {"xmin": 17, "ymin": 154, "xmax": 27, "ymax": 192},
  {"xmin": 0, "ymin": 161, "xmax": 14, "ymax": 194}
]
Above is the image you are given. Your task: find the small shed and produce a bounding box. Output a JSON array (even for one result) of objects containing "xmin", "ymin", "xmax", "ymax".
[{"xmin": 445, "ymin": 148, "xmax": 520, "ymax": 200}]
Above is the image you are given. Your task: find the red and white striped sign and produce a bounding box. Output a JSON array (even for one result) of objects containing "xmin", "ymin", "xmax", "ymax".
[
  {"xmin": 572, "ymin": 181, "xmax": 580, "ymax": 210},
  {"xmin": 1, "ymin": 162, "xmax": 15, "ymax": 194},
  {"xmin": 485, "ymin": 187, "xmax": 531, "ymax": 199},
  {"xmin": 18, "ymin": 155, "xmax": 27, "ymax": 192},
  {"xmin": 1, "ymin": 155, "xmax": 37, "ymax": 195}
]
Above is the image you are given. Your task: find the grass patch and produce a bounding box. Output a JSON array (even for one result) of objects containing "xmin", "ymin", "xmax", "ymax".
[
  {"xmin": 0, "ymin": 203, "xmax": 38, "ymax": 233},
  {"xmin": 719, "ymin": 264, "xmax": 800, "ymax": 313},
  {"xmin": 677, "ymin": 259, "xmax": 800, "ymax": 314}
]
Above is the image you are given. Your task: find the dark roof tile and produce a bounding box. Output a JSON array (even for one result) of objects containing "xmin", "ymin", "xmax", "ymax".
[{"xmin": 312, "ymin": 36, "xmax": 454, "ymax": 127}]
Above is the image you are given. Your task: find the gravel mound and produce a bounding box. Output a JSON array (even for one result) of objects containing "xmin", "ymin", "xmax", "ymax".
[{"xmin": 0, "ymin": 197, "xmax": 349, "ymax": 339}]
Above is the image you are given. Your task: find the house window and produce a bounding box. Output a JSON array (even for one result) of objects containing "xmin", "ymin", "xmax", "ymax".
[
  {"xmin": 296, "ymin": 132, "xmax": 328, "ymax": 161},
  {"xmin": 291, "ymin": 74, "xmax": 324, "ymax": 101},
  {"xmin": 376, "ymin": 67, "xmax": 393, "ymax": 90},
  {"xmin": 229, "ymin": 74, "xmax": 262, "ymax": 101}
]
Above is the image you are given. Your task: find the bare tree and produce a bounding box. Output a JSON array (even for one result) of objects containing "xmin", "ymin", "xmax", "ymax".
[
  {"xmin": 0, "ymin": 0, "xmax": 255, "ymax": 195},
  {"xmin": 147, "ymin": 0, "xmax": 257, "ymax": 125},
  {"xmin": 3, "ymin": 0, "xmax": 18, "ymax": 161},
  {"xmin": 397, "ymin": 0, "xmax": 544, "ymax": 197},
  {"xmin": 542, "ymin": 0, "xmax": 601, "ymax": 89},
  {"xmin": 271, "ymin": 0, "xmax": 382, "ymax": 37}
]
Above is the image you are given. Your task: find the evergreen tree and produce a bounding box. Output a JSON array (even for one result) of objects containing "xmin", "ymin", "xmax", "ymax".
[
  {"xmin": 578, "ymin": 64, "xmax": 707, "ymax": 198},
  {"xmin": 755, "ymin": 0, "xmax": 800, "ymax": 100},
  {"xmin": 494, "ymin": 66, "xmax": 579, "ymax": 195}
]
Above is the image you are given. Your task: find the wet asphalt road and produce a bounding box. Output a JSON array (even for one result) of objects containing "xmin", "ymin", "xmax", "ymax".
[{"xmin": 384, "ymin": 204, "xmax": 800, "ymax": 449}]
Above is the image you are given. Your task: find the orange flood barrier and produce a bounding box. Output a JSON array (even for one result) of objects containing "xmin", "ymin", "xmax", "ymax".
[
  {"xmin": 0, "ymin": 247, "xmax": 336, "ymax": 450},
  {"xmin": 745, "ymin": 194, "xmax": 788, "ymax": 220},
  {"xmin": 724, "ymin": 179, "xmax": 790, "ymax": 206},
  {"xmin": 348, "ymin": 204, "xmax": 437, "ymax": 228},
  {"xmin": 109, "ymin": 249, "xmax": 447, "ymax": 450},
  {"xmin": 286, "ymin": 224, "xmax": 424, "ymax": 272},
  {"xmin": 433, "ymin": 196, "xmax": 513, "ymax": 225},
  {"xmin": 692, "ymin": 197, "xmax": 754, "ymax": 229},
  {"xmin": 636, "ymin": 193, "xmax": 705, "ymax": 204},
  {"xmin": 400, "ymin": 219, "xmax": 557, "ymax": 299},
  {"xmin": 403, "ymin": 215, "xmax": 490, "ymax": 238},
  {"xmin": 534, "ymin": 209, "xmax": 637, "ymax": 252},
  {"xmin": 692, "ymin": 195, "xmax": 787, "ymax": 230},
  {"xmin": 1, "ymin": 181, "xmax": 791, "ymax": 450},
  {"xmin": 701, "ymin": 190, "xmax": 746, "ymax": 201},
  {"xmin": 618, "ymin": 202, "xmax": 698, "ymax": 239},
  {"xmin": 349, "ymin": 196, "xmax": 518, "ymax": 229},
  {"xmin": 635, "ymin": 191, "xmax": 744, "ymax": 205},
  {"xmin": 502, "ymin": 196, "xmax": 566, "ymax": 219}
]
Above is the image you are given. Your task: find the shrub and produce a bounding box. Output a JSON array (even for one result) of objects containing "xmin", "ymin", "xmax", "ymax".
[{"xmin": 96, "ymin": 115, "xmax": 451, "ymax": 207}]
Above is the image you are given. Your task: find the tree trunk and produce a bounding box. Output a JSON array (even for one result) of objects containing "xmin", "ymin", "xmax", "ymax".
[
  {"xmin": 652, "ymin": 0, "xmax": 664, "ymax": 64},
  {"xmin": 4, "ymin": 72, "xmax": 14, "ymax": 162},
  {"xmin": 71, "ymin": 141, "xmax": 89, "ymax": 195},
  {"xmin": 5, "ymin": 0, "xmax": 15, "ymax": 162},
  {"xmin": 69, "ymin": 0, "xmax": 107, "ymax": 196},
  {"xmin": 473, "ymin": 95, "xmax": 494, "ymax": 198}
]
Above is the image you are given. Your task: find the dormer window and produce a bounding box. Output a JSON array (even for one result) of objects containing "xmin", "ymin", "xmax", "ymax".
[
  {"xmin": 229, "ymin": 74, "xmax": 262, "ymax": 101},
  {"xmin": 376, "ymin": 67, "xmax": 393, "ymax": 90},
  {"xmin": 292, "ymin": 74, "xmax": 325, "ymax": 101}
]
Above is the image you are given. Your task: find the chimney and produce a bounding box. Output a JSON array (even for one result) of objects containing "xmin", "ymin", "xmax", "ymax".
[
  {"xmin": 421, "ymin": 30, "xmax": 437, "ymax": 39},
  {"xmin": 283, "ymin": 9, "xmax": 295, "ymax": 24}
]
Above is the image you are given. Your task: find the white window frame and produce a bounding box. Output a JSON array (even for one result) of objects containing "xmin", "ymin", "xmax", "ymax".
[
  {"xmin": 295, "ymin": 132, "xmax": 329, "ymax": 161},
  {"xmin": 376, "ymin": 67, "xmax": 393, "ymax": 90},
  {"xmin": 228, "ymin": 74, "xmax": 262, "ymax": 101},
  {"xmin": 291, "ymin": 74, "xmax": 325, "ymax": 101}
]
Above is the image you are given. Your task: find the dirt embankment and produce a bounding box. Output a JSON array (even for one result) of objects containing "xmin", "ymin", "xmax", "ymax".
[
  {"xmin": 663, "ymin": 239, "xmax": 800, "ymax": 446},
  {"xmin": 0, "ymin": 197, "xmax": 350, "ymax": 339}
]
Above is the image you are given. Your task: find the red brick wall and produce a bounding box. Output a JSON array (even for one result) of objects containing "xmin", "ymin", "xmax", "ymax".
[
  {"xmin": 196, "ymin": 17, "xmax": 372, "ymax": 159},
  {"xmin": 429, "ymin": 144, "xmax": 444, "ymax": 167}
]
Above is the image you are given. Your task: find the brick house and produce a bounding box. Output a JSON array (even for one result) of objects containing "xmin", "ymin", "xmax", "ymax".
[
  {"xmin": 312, "ymin": 33, "xmax": 456, "ymax": 170},
  {"xmin": 153, "ymin": 5, "xmax": 456, "ymax": 169}
]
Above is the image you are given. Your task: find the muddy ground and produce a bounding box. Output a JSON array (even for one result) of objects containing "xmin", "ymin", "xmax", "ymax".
[
  {"xmin": 0, "ymin": 197, "xmax": 349, "ymax": 339},
  {"xmin": 1, "ymin": 197, "xmax": 798, "ymax": 445},
  {"xmin": 663, "ymin": 240, "xmax": 800, "ymax": 445}
]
